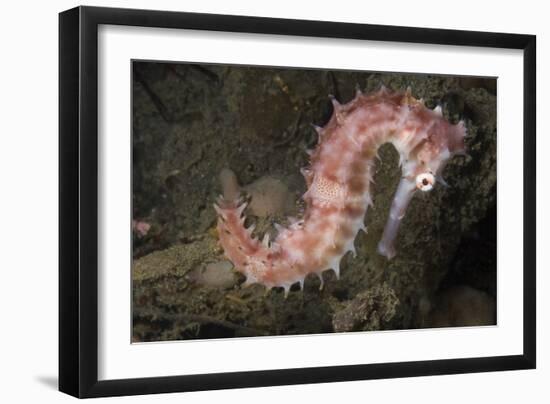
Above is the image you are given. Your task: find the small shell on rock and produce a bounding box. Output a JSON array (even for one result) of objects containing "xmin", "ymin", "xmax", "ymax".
[
  {"xmin": 245, "ymin": 176, "xmax": 295, "ymax": 217},
  {"xmin": 188, "ymin": 260, "xmax": 237, "ymax": 289},
  {"xmin": 220, "ymin": 168, "xmax": 241, "ymax": 201}
]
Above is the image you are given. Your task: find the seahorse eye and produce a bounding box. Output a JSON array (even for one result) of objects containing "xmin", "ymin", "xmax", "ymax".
[{"xmin": 415, "ymin": 172, "xmax": 435, "ymax": 192}]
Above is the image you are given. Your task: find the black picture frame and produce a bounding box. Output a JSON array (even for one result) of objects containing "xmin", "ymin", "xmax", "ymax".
[{"xmin": 59, "ymin": 5, "xmax": 536, "ymax": 398}]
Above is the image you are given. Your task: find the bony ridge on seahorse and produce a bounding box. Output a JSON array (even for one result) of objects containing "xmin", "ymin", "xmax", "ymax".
[{"xmin": 214, "ymin": 86, "xmax": 467, "ymax": 296}]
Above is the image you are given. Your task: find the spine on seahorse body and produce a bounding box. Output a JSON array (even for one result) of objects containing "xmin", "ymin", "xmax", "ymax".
[{"xmin": 214, "ymin": 87, "xmax": 467, "ymax": 294}]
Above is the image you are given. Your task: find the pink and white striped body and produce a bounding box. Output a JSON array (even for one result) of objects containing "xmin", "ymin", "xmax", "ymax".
[{"xmin": 214, "ymin": 87, "xmax": 466, "ymax": 294}]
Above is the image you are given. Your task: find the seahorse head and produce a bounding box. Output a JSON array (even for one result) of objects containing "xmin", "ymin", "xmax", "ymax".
[
  {"xmin": 409, "ymin": 115, "xmax": 467, "ymax": 190},
  {"xmin": 393, "ymin": 98, "xmax": 467, "ymax": 189},
  {"xmin": 378, "ymin": 101, "xmax": 467, "ymax": 259}
]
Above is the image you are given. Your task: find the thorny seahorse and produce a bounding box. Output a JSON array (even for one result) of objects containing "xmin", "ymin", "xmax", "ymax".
[{"xmin": 214, "ymin": 86, "xmax": 467, "ymax": 295}]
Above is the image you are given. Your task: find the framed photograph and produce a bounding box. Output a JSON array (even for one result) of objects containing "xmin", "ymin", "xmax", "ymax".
[{"xmin": 59, "ymin": 6, "xmax": 536, "ymax": 398}]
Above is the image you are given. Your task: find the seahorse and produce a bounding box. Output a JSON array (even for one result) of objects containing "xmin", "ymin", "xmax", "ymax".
[{"xmin": 214, "ymin": 86, "xmax": 466, "ymax": 295}]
